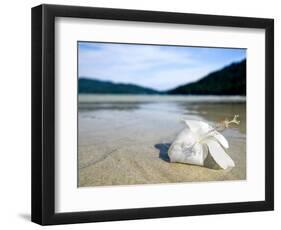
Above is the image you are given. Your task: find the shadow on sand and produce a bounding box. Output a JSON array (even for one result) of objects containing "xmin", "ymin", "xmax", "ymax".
[{"xmin": 154, "ymin": 143, "xmax": 171, "ymax": 162}]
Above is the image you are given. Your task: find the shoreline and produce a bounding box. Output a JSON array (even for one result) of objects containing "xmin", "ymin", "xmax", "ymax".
[{"xmin": 79, "ymin": 94, "xmax": 246, "ymax": 103}]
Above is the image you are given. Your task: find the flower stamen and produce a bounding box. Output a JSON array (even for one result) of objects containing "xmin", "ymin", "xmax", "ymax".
[{"xmin": 224, "ymin": 114, "xmax": 240, "ymax": 128}]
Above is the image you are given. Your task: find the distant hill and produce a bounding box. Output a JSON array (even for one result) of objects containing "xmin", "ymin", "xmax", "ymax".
[
  {"xmin": 167, "ymin": 59, "xmax": 246, "ymax": 95},
  {"xmin": 79, "ymin": 78, "xmax": 160, "ymax": 94}
]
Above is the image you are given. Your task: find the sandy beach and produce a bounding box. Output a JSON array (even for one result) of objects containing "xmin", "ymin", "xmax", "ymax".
[{"xmin": 78, "ymin": 95, "xmax": 246, "ymax": 187}]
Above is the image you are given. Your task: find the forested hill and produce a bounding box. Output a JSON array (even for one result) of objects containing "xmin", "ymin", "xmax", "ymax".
[
  {"xmin": 79, "ymin": 78, "xmax": 160, "ymax": 94},
  {"xmin": 167, "ymin": 59, "xmax": 246, "ymax": 95}
]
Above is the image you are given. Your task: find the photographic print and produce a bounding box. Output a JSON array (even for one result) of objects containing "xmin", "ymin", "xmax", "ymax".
[
  {"xmin": 78, "ymin": 42, "xmax": 246, "ymax": 187},
  {"xmin": 32, "ymin": 5, "xmax": 274, "ymax": 224}
]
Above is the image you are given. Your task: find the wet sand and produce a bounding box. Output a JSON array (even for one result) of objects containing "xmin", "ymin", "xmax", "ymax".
[{"xmin": 78, "ymin": 95, "xmax": 246, "ymax": 187}]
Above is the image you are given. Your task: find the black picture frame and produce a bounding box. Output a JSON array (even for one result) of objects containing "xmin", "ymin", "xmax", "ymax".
[{"xmin": 31, "ymin": 4, "xmax": 274, "ymax": 225}]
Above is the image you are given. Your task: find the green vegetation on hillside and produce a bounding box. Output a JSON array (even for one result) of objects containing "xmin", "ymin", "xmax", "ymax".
[
  {"xmin": 79, "ymin": 78, "xmax": 160, "ymax": 94},
  {"xmin": 167, "ymin": 59, "xmax": 246, "ymax": 95}
]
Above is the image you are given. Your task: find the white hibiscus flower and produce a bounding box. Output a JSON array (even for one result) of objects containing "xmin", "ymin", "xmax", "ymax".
[{"xmin": 168, "ymin": 115, "xmax": 240, "ymax": 169}]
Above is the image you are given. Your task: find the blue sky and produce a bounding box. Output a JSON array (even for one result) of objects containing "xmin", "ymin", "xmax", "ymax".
[{"xmin": 78, "ymin": 42, "xmax": 246, "ymax": 91}]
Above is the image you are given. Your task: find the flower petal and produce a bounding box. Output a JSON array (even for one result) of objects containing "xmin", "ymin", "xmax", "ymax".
[
  {"xmin": 184, "ymin": 120, "xmax": 212, "ymax": 135},
  {"xmin": 182, "ymin": 143, "xmax": 205, "ymax": 166},
  {"xmin": 212, "ymin": 131, "xmax": 229, "ymax": 149},
  {"xmin": 205, "ymin": 139, "xmax": 235, "ymax": 169},
  {"xmin": 202, "ymin": 143, "xmax": 208, "ymax": 161}
]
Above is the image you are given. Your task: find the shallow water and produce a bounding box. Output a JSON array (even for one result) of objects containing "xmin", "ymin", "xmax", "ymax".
[{"xmin": 78, "ymin": 95, "xmax": 246, "ymax": 187}]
